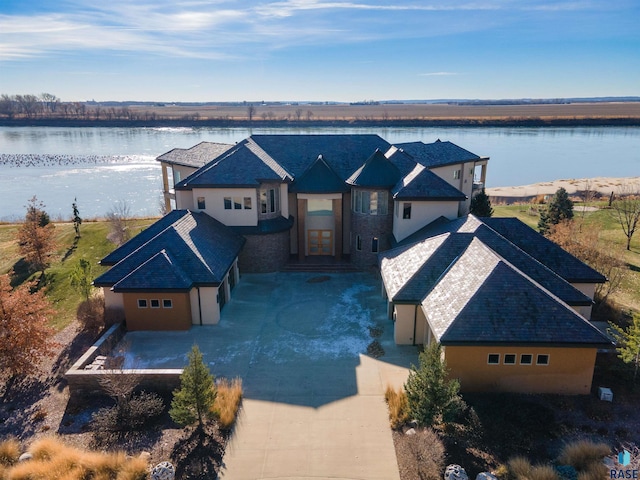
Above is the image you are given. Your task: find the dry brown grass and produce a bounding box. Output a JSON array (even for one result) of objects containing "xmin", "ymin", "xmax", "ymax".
[
  {"xmin": 0, "ymin": 438, "xmax": 20, "ymax": 467},
  {"xmin": 384, "ymin": 385, "xmax": 409, "ymax": 429},
  {"xmin": 212, "ymin": 377, "xmax": 243, "ymax": 430},
  {"xmin": 3, "ymin": 436, "xmax": 148, "ymax": 480},
  {"xmin": 507, "ymin": 456, "xmax": 532, "ymax": 478},
  {"xmin": 558, "ymin": 440, "xmax": 610, "ymax": 472},
  {"xmin": 529, "ymin": 464, "xmax": 559, "ymax": 480}
]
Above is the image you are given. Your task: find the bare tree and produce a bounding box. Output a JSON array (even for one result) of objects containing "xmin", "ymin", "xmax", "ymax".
[
  {"xmin": 106, "ymin": 200, "xmax": 132, "ymax": 246},
  {"xmin": 0, "ymin": 94, "xmax": 17, "ymax": 118},
  {"xmin": 611, "ymin": 184, "xmax": 640, "ymax": 250},
  {"xmin": 294, "ymin": 108, "xmax": 303, "ymax": 121},
  {"xmin": 40, "ymin": 93, "xmax": 60, "ymax": 114},
  {"xmin": 247, "ymin": 104, "xmax": 256, "ymax": 121},
  {"xmin": 306, "ymin": 110, "xmax": 314, "ymax": 121}
]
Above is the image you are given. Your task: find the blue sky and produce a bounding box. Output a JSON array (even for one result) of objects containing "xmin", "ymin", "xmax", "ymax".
[{"xmin": 0, "ymin": 0, "xmax": 638, "ymax": 102}]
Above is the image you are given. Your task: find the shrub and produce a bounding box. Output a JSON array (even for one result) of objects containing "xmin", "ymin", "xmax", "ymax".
[
  {"xmin": 77, "ymin": 295, "xmax": 105, "ymax": 331},
  {"xmin": 529, "ymin": 464, "xmax": 560, "ymax": 480},
  {"xmin": 398, "ymin": 427, "xmax": 445, "ymax": 480},
  {"xmin": 212, "ymin": 377, "xmax": 243, "ymax": 430},
  {"xmin": 404, "ymin": 342, "xmax": 464, "ymax": 427},
  {"xmin": 558, "ymin": 440, "xmax": 610, "ymax": 472},
  {"xmin": 0, "ymin": 438, "xmax": 20, "ymax": 466},
  {"xmin": 384, "ymin": 385, "xmax": 409, "ymax": 429},
  {"xmin": 508, "ymin": 455, "xmax": 532, "ymax": 478}
]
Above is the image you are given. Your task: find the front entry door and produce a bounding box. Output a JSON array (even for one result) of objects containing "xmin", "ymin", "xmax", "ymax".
[{"xmin": 308, "ymin": 229, "xmax": 333, "ymax": 255}]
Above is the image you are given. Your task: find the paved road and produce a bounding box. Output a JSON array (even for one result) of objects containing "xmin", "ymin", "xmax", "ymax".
[{"xmin": 123, "ymin": 272, "xmax": 417, "ymax": 479}]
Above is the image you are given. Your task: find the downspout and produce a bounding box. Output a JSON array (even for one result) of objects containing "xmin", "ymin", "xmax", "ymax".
[{"xmin": 197, "ymin": 287, "xmax": 203, "ymax": 326}]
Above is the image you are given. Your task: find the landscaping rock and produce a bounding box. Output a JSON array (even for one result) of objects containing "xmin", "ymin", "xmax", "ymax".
[
  {"xmin": 444, "ymin": 464, "xmax": 468, "ymax": 480},
  {"xmin": 151, "ymin": 461, "xmax": 176, "ymax": 480},
  {"xmin": 476, "ymin": 473, "xmax": 497, "ymax": 480},
  {"xmin": 405, "ymin": 428, "xmax": 416, "ymax": 435},
  {"xmin": 18, "ymin": 453, "xmax": 33, "ymax": 462}
]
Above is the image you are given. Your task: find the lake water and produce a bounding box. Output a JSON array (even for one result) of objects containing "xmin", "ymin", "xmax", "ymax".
[{"xmin": 1, "ymin": 126, "xmax": 638, "ymax": 221}]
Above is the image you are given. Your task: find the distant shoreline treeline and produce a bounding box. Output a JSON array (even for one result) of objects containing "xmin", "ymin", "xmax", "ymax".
[{"xmin": 3, "ymin": 117, "xmax": 640, "ymax": 128}]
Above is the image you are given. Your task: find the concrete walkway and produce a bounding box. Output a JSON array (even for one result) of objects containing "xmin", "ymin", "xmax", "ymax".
[{"xmin": 122, "ymin": 272, "xmax": 416, "ymax": 479}]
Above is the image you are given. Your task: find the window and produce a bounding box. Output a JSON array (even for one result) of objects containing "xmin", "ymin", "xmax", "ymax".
[
  {"xmin": 197, "ymin": 197, "xmax": 206, "ymax": 209},
  {"xmin": 224, "ymin": 197, "xmax": 232, "ymax": 209},
  {"xmin": 174, "ymin": 170, "xmax": 181, "ymax": 183},
  {"xmin": 308, "ymin": 199, "xmax": 333, "ymax": 216},
  {"xmin": 504, "ymin": 354, "xmax": 516, "ymax": 365},
  {"xmin": 487, "ymin": 354, "xmax": 500, "ymax": 365},
  {"xmin": 260, "ymin": 187, "xmax": 279, "ymax": 213},
  {"xmin": 520, "ymin": 354, "xmax": 533, "ymax": 365},
  {"xmin": 137, "ymin": 299, "xmax": 147, "ymax": 308},
  {"xmin": 536, "ymin": 354, "xmax": 549, "ymax": 366},
  {"xmin": 150, "ymin": 299, "xmax": 160, "ymax": 308},
  {"xmin": 371, "ymin": 237, "xmax": 379, "ymax": 253},
  {"xmin": 356, "ymin": 235, "xmax": 362, "ymax": 251},
  {"xmin": 233, "ymin": 197, "xmax": 242, "ymax": 209},
  {"xmin": 244, "ymin": 197, "xmax": 252, "ymax": 209},
  {"xmin": 163, "ymin": 299, "xmax": 173, "ymax": 308},
  {"xmin": 454, "ymin": 169, "xmax": 461, "ymax": 180},
  {"xmin": 403, "ymin": 202, "xmax": 412, "ymax": 219},
  {"xmin": 353, "ymin": 190, "xmax": 388, "ymax": 215}
]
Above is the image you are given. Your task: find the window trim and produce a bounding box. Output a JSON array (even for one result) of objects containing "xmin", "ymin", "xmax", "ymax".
[
  {"xmin": 150, "ymin": 299, "xmax": 160, "ymax": 309},
  {"xmin": 487, "ymin": 353, "xmax": 500, "ymax": 365},
  {"xmin": 454, "ymin": 169, "xmax": 461, "ymax": 180},
  {"xmin": 224, "ymin": 197, "xmax": 232, "ymax": 210},
  {"xmin": 243, "ymin": 197, "xmax": 252, "ymax": 209},
  {"xmin": 356, "ymin": 234, "xmax": 362, "ymax": 251},
  {"xmin": 371, "ymin": 237, "xmax": 379, "ymax": 253},
  {"xmin": 520, "ymin": 354, "xmax": 533, "ymax": 365},
  {"xmin": 402, "ymin": 202, "xmax": 412, "ymax": 219},
  {"xmin": 504, "ymin": 353, "xmax": 517, "ymax": 365},
  {"xmin": 162, "ymin": 299, "xmax": 173, "ymax": 309},
  {"xmin": 536, "ymin": 354, "xmax": 549, "ymax": 366},
  {"xmin": 197, "ymin": 196, "xmax": 206, "ymax": 209},
  {"xmin": 137, "ymin": 299, "xmax": 148, "ymax": 308}
]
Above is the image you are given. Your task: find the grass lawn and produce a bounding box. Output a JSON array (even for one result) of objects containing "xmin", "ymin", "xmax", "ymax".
[
  {"xmin": 492, "ymin": 204, "xmax": 640, "ymax": 314},
  {"xmin": 1, "ymin": 218, "xmax": 158, "ymax": 331}
]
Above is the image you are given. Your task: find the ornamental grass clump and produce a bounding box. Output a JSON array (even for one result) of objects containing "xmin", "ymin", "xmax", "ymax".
[
  {"xmin": 212, "ymin": 377, "xmax": 243, "ymax": 430},
  {"xmin": 384, "ymin": 385, "xmax": 409, "ymax": 429}
]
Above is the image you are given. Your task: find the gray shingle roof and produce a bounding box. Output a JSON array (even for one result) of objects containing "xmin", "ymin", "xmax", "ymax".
[
  {"xmin": 482, "ymin": 218, "xmax": 606, "ymax": 283},
  {"xmin": 397, "ymin": 139, "xmax": 482, "ymax": 168},
  {"xmin": 157, "ymin": 142, "xmax": 233, "ymax": 168},
  {"xmin": 94, "ymin": 210, "xmax": 245, "ymax": 290},
  {"xmin": 290, "ymin": 155, "xmax": 349, "ymax": 193},
  {"xmin": 392, "ymin": 164, "xmax": 467, "ymax": 201},
  {"xmin": 423, "ymin": 238, "xmax": 610, "ymax": 347},
  {"xmin": 380, "ymin": 215, "xmax": 593, "ymax": 306},
  {"xmin": 175, "ymin": 141, "xmax": 290, "ymax": 189},
  {"xmin": 346, "ymin": 149, "xmax": 402, "ymax": 188}
]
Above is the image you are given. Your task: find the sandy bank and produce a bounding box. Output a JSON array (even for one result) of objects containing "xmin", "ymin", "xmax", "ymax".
[{"xmin": 486, "ymin": 176, "xmax": 640, "ymax": 204}]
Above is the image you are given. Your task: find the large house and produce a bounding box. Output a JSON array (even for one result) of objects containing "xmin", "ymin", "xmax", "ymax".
[{"xmin": 95, "ymin": 134, "xmax": 611, "ymax": 394}]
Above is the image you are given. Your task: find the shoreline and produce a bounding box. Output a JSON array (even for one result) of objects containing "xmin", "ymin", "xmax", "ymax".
[{"xmin": 486, "ymin": 176, "xmax": 640, "ymax": 204}]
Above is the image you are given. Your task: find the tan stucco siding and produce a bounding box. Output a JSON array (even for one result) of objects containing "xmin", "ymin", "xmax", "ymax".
[
  {"xmin": 444, "ymin": 345, "xmax": 597, "ymax": 394},
  {"xmin": 123, "ymin": 292, "xmax": 192, "ymax": 331},
  {"xmin": 176, "ymin": 190, "xmax": 194, "ymax": 210},
  {"xmin": 199, "ymin": 286, "xmax": 221, "ymax": 325},
  {"xmin": 190, "ymin": 188, "xmax": 258, "ymax": 226}
]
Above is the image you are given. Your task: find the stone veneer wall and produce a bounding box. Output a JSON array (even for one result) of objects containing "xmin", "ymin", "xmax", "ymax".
[
  {"xmin": 238, "ymin": 230, "xmax": 291, "ymax": 272},
  {"xmin": 65, "ymin": 323, "xmax": 182, "ymax": 395},
  {"xmin": 350, "ymin": 200, "xmax": 394, "ymax": 268}
]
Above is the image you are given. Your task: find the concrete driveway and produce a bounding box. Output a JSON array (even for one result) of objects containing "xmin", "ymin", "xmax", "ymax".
[{"xmin": 122, "ymin": 272, "xmax": 417, "ymax": 479}]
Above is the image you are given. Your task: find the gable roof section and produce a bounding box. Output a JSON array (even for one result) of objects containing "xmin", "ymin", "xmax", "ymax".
[
  {"xmin": 95, "ymin": 210, "xmax": 245, "ymax": 290},
  {"xmin": 112, "ymin": 250, "xmax": 192, "ymax": 291},
  {"xmin": 482, "ymin": 217, "xmax": 606, "ymax": 283},
  {"xmin": 346, "ymin": 149, "xmax": 402, "ymax": 188},
  {"xmin": 397, "ymin": 139, "xmax": 481, "ymax": 168},
  {"xmin": 249, "ymin": 134, "xmax": 392, "ymax": 180},
  {"xmin": 423, "ymin": 238, "xmax": 610, "ymax": 347},
  {"xmin": 290, "ymin": 155, "xmax": 348, "ymax": 193},
  {"xmin": 380, "ymin": 214, "xmax": 593, "ymax": 306},
  {"xmin": 392, "ymin": 164, "xmax": 467, "ymax": 201},
  {"xmin": 157, "ymin": 142, "xmax": 233, "ymax": 168},
  {"xmin": 175, "ymin": 140, "xmax": 291, "ymax": 189}
]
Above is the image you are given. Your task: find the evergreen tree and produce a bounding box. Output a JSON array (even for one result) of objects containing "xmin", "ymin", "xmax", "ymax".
[
  {"xmin": 403, "ymin": 342, "xmax": 463, "ymax": 426},
  {"xmin": 538, "ymin": 187, "xmax": 574, "ymax": 234},
  {"xmin": 469, "ymin": 188, "xmax": 494, "ymax": 217},
  {"xmin": 609, "ymin": 314, "xmax": 640, "ymax": 382},
  {"xmin": 72, "ymin": 197, "xmax": 82, "ymax": 237},
  {"xmin": 70, "ymin": 258, "xmax": 94, "ymax": 300},
  {"xmin": 170, "ymin": 345, "xmax": 216, "ymax": 429}
]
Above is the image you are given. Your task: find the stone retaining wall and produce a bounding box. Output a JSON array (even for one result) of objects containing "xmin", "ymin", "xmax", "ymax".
[{"xmin": 65, "ymin": 323, "xmax": 183, "ymax": 395}]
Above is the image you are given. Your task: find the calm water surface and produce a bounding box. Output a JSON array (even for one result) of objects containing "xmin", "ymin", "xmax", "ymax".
[{"xmin": 1, "ymin": 126, "xmax": 638, "ymax": 220}]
